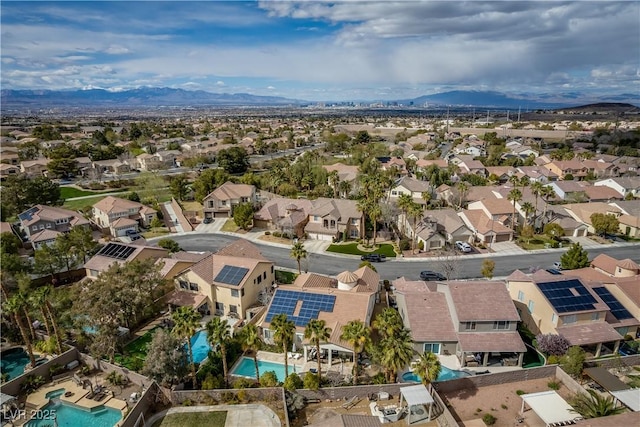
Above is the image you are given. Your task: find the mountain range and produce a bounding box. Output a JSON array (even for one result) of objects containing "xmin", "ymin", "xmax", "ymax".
[{"xmin": 1, "ymin": 87, "xmax": 637, "ymax": 110}]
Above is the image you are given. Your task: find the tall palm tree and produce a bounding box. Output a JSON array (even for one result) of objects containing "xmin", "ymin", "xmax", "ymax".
[
  {"xmin": 340, "ymin": 320, "xmax": 371, "ymax": 385},
  {"xmin": 328, "ymin": 170, "xmax": 340, "ymax": 198},
  {"xmin": 3, "ymin": 294, "xmax": 36, "ymax": 367},
  {"xmin": 507, "ymin": 188, "xmax": 522, "ymax": 231},
  {"xmin": 338, "ymin": 180, "xmax": 351, "ymax": 199},
  {"xmin": 413, "ymin": 351, "xmax": 441, "ymax": 391},
  {"xmin": 421, "ymin": 191, "xmax": 432, "ymax": 208},
  {"xmin": 171, "ymin": 306, "xmax": 201, "ymax": 388},
  {"xmin": 519, "ymin": 175, "xmax": 530, "ymax": 189},
  {"xmin": 379, "ymin": 328, "xmax": 415, "ymax": 383},
  {"xmin": 372, "ymin": 308, "xmax": 404, "ymax": 339},
  {"xmin": 541, "ymin": 185, "xmax": 556, "ymax": 222},
  {"xmin": 206, "ymin": 317, "xmax": 231, "ymax": 386},
  {"xmin": 369, "ymin": 201, "xmax": 382, "ymax": 246},
  {"xmin": 42, "ymin": 285, "xmax": 63, "ymax": 354},
  {"xmin": 304, "ymin": 319, "xmax": 332, "ymax": 382},
  {"xmin": 30, "ymin": 288, "xmax": 52, "ymax": 338},
  {"xmin": 521, "ymin": 202, "xmax": 535, "ymax": 225},
  {"xmin": 408, "ymin": 201, "xmax": 424, "ymax": 253},
  {"xmin": 271, "ymin": 313, "xmax": 296, "ymax": 378},
  {"xmin": 239, "ymin": 324, "xmax": 263, "ymax": 382},
  {"xmin": 456, "ymin": 181, "xmax": 468, "ymax": 209},
  {"xmin": 290, "ymin": 241, "xmax": 307, "ymax": 274},
  {"xmin": 531, "ymin": 181, "xmax": 544, "ymax": 220},
  {"xmin": 396, "ymin": 194, "xmax": 413, "ymax": 236},
  {"xmin": 570, "ymin": 389, "xmax": 625, "ymax": 418}
]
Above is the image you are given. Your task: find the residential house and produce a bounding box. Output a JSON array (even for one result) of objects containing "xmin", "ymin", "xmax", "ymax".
[
  {"xmin": 389, "ymin": 176, "xmax": 432, "ymax": 204},
  {"xmin": 258, "ymin": 266, "xmax": 379, "ymax": 366},
  {"xmin": 563, "ymin": 203, "xmax": 622, "ymax": 234},
  {"xmin": 170, "ymin": 240, "xmax": 274, "ymax": 320},
  {"xmin": 467, "ymin": 198, "xmax": 517, "ymax": 229},
  {"xmin": 18, "ymin": 205, "xmax": 90, "ymax": 240},
  {"xmin": 92, "ymin": 159, "xmax": 131, "ymax": 175},
  {"xmin": 0, "ymin": 146, "xmax": 20, "ymax": 165},
  {"xmin": 548, "ymin": 181, "xmax": 590, "ymax": 202},
  {"xmin": 506, "ymin": 271, "xmax": 623, "ymax": 357},
  {"xmin": 84, "ymin": 242, "xmax": 168, "ymax": 279},
  {"xmin": 155, "ymin": 150, "xmax": 180, "ymax": 167},
  {"xmin": 135, "ymin": 153, "xmax": 163, "ymax": 171},
  {"xmin": 202, "ymin": 182, "xmax": 258, "ymax": 219},
  {"xmin": 543, "ymin": 160, "xmax": 588, "ymax": 180},
  {"xmin": 29, "ymin": 229, "xmax": 61, "ymax": 250},
  {"xmin": 582, "ymin": 185, "xmax": 624, "ymax": 203},
  {"xmin": 20, "ymin": 159, "xmax": 50, "ymax": 177},
  {"xmin": 415, "ymin": 159, "xmax": 448, "ymax": 176},
  {"xmin": 423, "ymin": 209, "xmax": 473, "ymax": 244},
  {"xmin": 377, "ymin": 157, "xmax": 408, "ymax": 177},
  {"xmin": 304, "ymin": 198, "xmax": 364, "ymax": 241},
  {"xmin": 506, "ymin": 145, "xmax": 539, "ymax": 159},
  {"xmin": 253, "ymin": 197, "xmax": 313, "ymax": 237},
  {"xmin": 458, "ymin": 209, "xmax": 514, "ymax": 244},
  {"xmin": 581, "ymin": 159, "xmax": 619, "ymax": 179},
  {"xmin": 485, "ymin": 166, "xmax": 514, "ymax": 184},
  {"xmin": 157, "ymin": 251, "xmax": 212, "ymax": 281},
  {"xmin": 394, "ymin": 278, "xmax": 526, "ymax": 368},
  {"xmin": 452, "ymin": 155, "xmax": 486, "ymax": 177},
  {"xmin": 0, "ymin": 163, "xmax": 20, "ymax": 180},
  {"xmin": 516, "ymin": 166, "xmax": 559, "ymax": 183},
  {"xmin": 594, "ymin": 177, "xmax": 640, "ymax": 199},
  {"xmin": 543, "ymin": 205, "xmax": 589, "ymax": 237},
  {"xmin": 92, "ymin": 196, "xmax": 157, "ymax": 237},
  {"xmin": 322, "ymin": 163, "xmax": 359, "ymax": 196},
  {"xmin": 608, "ymin": 200, "xmax": 640, "ymax": 238}
]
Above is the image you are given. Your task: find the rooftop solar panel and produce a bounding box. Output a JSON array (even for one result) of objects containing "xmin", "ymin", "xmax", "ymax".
[
  {"xmin": 538, "ymin": 279, "xmax": 597, "ymax": 313},
  {"xmin": 593, "ymin": 287, "xmax": 634, "ymax": 321},
  {"xmin": 98, "ymin": 243, "xmax": 136, "ymax": 260},
  {"xmin": 18, "ymin": 206, "xmax": 39, "ymax": 222},
  {"xmin": 265, "ymin": 289, "xmax": 337, "ymax": 327},
  {"xmin": 214, "ymin": 265, "xmax": 249, "ymax": 286}
]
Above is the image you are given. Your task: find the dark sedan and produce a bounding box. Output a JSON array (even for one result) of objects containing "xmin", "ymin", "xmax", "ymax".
[{"xmin": 361, "ymin": 253, "xmax": 386, "ymax": 262}]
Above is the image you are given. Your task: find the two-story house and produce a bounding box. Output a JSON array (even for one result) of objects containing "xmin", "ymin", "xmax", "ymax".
[
  {"xmin": 19, "ymin": 205, "xmax": 91, "ymax": 242},
  {"xmin": 543, "ymin": 160, "xmax": 588, "ymax": 180},
  {"xmin": 594, "ymin": 177, "xmax": 640, "ymax": 199},
  {"xmin": 394, "ymin": 278, "xmax": 526, "ymax": 368},
  {"xmin": 20, "ymin": 159, "xmax": 50, "ymax": 177},
  {"xmin": 304, "ymin": 198, "xmax": 363, "ymax": 241},
  {"xmin": 0, "ymin": 164, "xmax": 21, "ymax": 180},
  {"xmin": 84, "ymin": 242, "xmax": 168, "ymax": 279},
  {"xmin": 253, "ymin": 197, "xmax": 313, "ymax": 237},
  {"xmin": 388, "ymin": 176, "xmax": 432, "ymax": 204},
  {"xmin": 202, "ymin": 182, "xmax": 258, "ymax": 220},
  {"xmin": 92, "ymin": 196, "xmax": 157, "ymax": 237}
]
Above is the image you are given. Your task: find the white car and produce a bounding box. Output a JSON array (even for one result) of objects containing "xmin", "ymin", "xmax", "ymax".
[{"xmin": 455, "ymin": 241, "xmax": 472, "ymax": 253}]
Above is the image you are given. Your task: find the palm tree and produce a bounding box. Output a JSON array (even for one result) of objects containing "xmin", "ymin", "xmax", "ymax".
[
  {"xmin": 239, "ymin": 324, "xmax": 263, "ymax": 382},
  {"xmin": 171, "ymin": 306, "xmax": 201, "ymax": 388},
  {"xmin": 340, "ymin": 320, "xmax": 371, "ymax": 385},
  {"xmin": 570, "ymin": 389, "xmax": 625, "ymax": 418},
  {"xmin": 328, "ymin": 170, "xmax": 339, "ymax": 198},
  {"xmin": 507, "ymin": 188, "xmax": 522, "ymax": 231},
  {"xmin": 271, "ymin": 313, "xmax": 296, "ymax": 378},
  {"xmin": 372, "ymin": 308, "xmax": 404, "ymax": 339},
  {"xmin": 42, "ymin": 285, "xmax": 63, "ymax": 354},
  {"xmin": 369, "ymin": 201, "xmax": 382, "ymax": 247},
  {"xmin": 521, "ymin": 201, "xmax": 535, "ymax": 225},
  {"xmin": 421, "ymin": 191, "xmax": 432, "ymax": 208},
  {"xmin": 397, "ymin": 194, "xmax": 413, "ymax": 236},
  {"xmin": 413, "ymin": 351, "xmax": 441, "ymax": 391},
  {"xmin": 304, "ymin": 319, "xmax": 332, "ymax": 382},
  {"xmin": 379, "ymin": 328, "xmax": 415, "ymax": 383},
  {"xmin": 338, "ymin": 180, "xmax": 351, "ymax": 198},
  {"xmin": 206, "ymin": 317, "xmax": 231, "ymax": 386},
  {"xmin": 3, "ymin": 294, "xmax": 36, "ymax": 367},
  {"xmin": 519, "ymin": 175, "xmax": 530, "ymax": 189},
  {"xmin": 456, "ymin": 181, "xmax": 468, "ymax": 209},
  {"xmin": 30, "ymin": 288, "xmax": 52, "ymax": 338},
  {"xmin": 508, "ymin": 174, "xmax": 520, "ymax": 188},
  {"xmin": 541, "ymin": 185, "xmax": 556, "ymax": 222},
  {"xmin": 531, "ymin": 181, "xmax": 544, "ymax": 221},
  {"xmin": 290, "ymin": 241, "xmax": 307, "ymax": 274},
  {"xmin": 408, "ymin": 202, "xmax": 424, "ymax": 253}
]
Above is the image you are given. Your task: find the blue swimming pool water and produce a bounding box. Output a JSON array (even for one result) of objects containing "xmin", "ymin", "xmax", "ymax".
[
  {"xmin": 45, "ymin": 389, "xmax": 65, "ymax": 399},
  {"xmin": 1, "ymin": 348, "xmax": 30, "ymax": 380},
  {"xmin": 402, "ymin": 365, "xmax": 471, "ymax": 383},
  {"xmin": 26, "ymin": 400, "xmax": 121, "ymax": 427},
  {"xmin": 189, "ymin": 329, "xmax": 211, "ymax": 364},
  {"xmin": 231, "ymin": 356, "xmax": 294, "ymax": 382}
]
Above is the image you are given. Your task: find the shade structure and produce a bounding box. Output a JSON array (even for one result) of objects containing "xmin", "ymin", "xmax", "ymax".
[
  {"xmin": 0, "ymin": 393, "xmax": 16, "ymax": 406},
  {"xmin": 610, "ymin": 388, "xmax": 640, "ymax": 411},
  {"xmin": 520, "ymin": 391, "xmax": 581, "ymax": 427},
  {"xmin": 399, "ymin": 384, "xmax": 435, "ymax": 424},
  {"xmin": 584, "ymin": 367, "xmax": 630, "ymax": 392}
]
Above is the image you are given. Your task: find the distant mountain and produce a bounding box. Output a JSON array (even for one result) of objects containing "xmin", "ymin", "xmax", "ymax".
[{"xmin": 0, "ymin": 87, "xmax": 304, "ymax": 108}]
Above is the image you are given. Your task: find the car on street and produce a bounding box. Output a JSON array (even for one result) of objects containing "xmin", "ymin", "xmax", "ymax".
[
  {"xmin": 361, "ymin": 253, "xmax": 386, "ymax": 262},
  {"xmin": 203, "ymin": 217, "xmax": 213, "ymax": 224},
  {"xmin": 545, "ymin": 268, "xmax": 562, "ymax": 275},
  {"xmin": 420, "ymin": 270, "xmax": 446, "ymax": 281},
  {"xmin": 455, "ymin": 241, "xmax": 472, "ymax": 253}
]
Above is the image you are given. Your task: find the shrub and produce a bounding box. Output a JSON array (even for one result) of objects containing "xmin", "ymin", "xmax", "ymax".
[
  {"xmin": 221, "ymin": 391, "xmax": 238, "ymax": 404},
  {"xmin": 233, "ymin": 378, "xmax": 254, "ymax": 389},
  {"xmin": 284, "ymin": 373, "xmax": 303, "ymax": 391},
  {"xmin": 548, "ymin": 380, "xmax": 561, "ymax": 390},
  {"xmin": 273, "ymin": 232, "xmax": 282, "ymax": 238},
  {"xmin": 372, "ymin": 372, "xmax": 386, "ymax": 384},
  {"xmin": 264, "ymin": 231, "xmax": 271, "ymax": 235},
  {"xmin": 202, "ymin": 373, "xmax": 223, "ymax": 390},
  {"xmin": 399, "ymin": 238, "xmax": 410, "ymax": 251},
  {"xmin": 536, "ymin": 334, "xmax": 570, "ymax": 356},
  {"xmin": 501, "ymin": 404, "xmax": 508, "ymax": 410},
  {"xmin": 547, "ymin": 355, "xmax": 561, "ymax": 365},
  {"xmin": 182, "ymin": 398, "xmax": 193, "ymax": 406},
  {"xmin": 260, "ymin": 371, "xmax": 279, "ymax": 387},
  {"xmin": 303, "ymin": 372, "xmax": 319, "ymax": 390},
  {"xmin": 236, "ymin": 389, "xmax": 248, "ymax": 403},
  {"xmin": 516, "ymin": 390, "xmax": 525, "ymax": 395},
  {"xmin": 482, "ymin": 414, "xmax": 497, "ymax": 425}
]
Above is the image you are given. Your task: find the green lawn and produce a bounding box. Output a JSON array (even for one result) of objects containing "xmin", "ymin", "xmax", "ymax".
[
  {"xmin": 275, "ymin": 270, "xmax": 297, "ymax": 284},
  {"xmin": 62, "ymin": 195, "xmax": 108, "ymax": 211},
  {"xmin": 114, "ymin": 327, "xmax": 160, "ymax": 371},
  {"xmin": 221, "ymin": 219, "xmax": 240, "ymax": 232},
  {"xmin": 327, "ymin": 242, "xmax": 397, "ymax": 257},
  {"xmin": 60, "ymin": 187, "xmax": 101, "ymax": 199},
  {"xmin": 154, "ymin": 411, "xmax": 227, "ymax": 427},
  {"xmin": 141, "ymin": 228, "xmax": 171, "ymax": 238}
]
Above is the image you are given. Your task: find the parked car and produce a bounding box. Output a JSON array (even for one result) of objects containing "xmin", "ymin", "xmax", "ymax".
[
  {"xmin": 361, "ymin": 253, "xmax": 386, "ymax": 262},
  {"xmin": 545, "ymin": 268, "xmax": 563, "ymax": 275},
  {"xmin": 552, "ymin": 262, "xmax": 563, "ymax": 270},
  {"xmin": 420, "ymin": 270, "xmax": 446, "ymax": 281},
  {"xmin": 125, "ymin": 229, "xmax": 138, "ymax": 236},
  {"xmin": 455, "ymin": 241, "xmax": 472, "ymax": 253},
  {"xmin": 203, "ymin": 217, "xmax": 213, "ymax": 224}
]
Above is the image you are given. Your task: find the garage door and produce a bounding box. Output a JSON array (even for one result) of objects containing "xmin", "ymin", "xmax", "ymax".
[
  {"xmin": 214, "ymin": 212, "xmax": 230, "ymax": 218},
  {"xmin": 494, "ymin": 233, "xmax": 511, "ymax": 242}
]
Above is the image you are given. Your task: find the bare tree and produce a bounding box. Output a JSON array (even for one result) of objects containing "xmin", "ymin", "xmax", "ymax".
[{"xmin": 435, "ymin": 248, "xmax": 460, "ymax": 280}]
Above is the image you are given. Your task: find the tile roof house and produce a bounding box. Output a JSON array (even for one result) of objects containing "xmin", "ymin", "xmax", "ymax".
[
  {"xmin": 253, "ymin": 197, "xmax": 313, "ymax": 237},
  {"xmin": 516, "ymin": 166, "xmax": 559, "ymax": 183},
  {"xmin": 543, "ymin": 160, "xmax": 588, "ymax": 180},
  {"xmin": 202, "ymin": 182, "xmax": 258, "ymax": 219},
  {"xmin": 563, "ymin": 203, "xmax": 622, "ymax": 234},
  {"xmin": 18, "ymin": 204, "xmax": 90, "ymax": 241},
  {"xmin": 394, "ymin": 278, "xmax": 526, "ymax": 367},
  {"xmin": 408, "ymin": 208, "xmax": 472, "ymax": 248},
  {"xmin": 20, "ymin": 159, "xmax": 50, "ymax": 177},
  {"xmin": 304, "ymin": 198, "xmax": 364, "ymax": 241},
  {"xmin": 457, "ymin": 209, "xmax": 514, "ymax": 244},
  {"xmin": 84, "ymin": 242, "xmax": 168, "ymax": 279},
  {"xmin": 608, "ymin": 200, "xmax": 640, "ymax": 238},
  {"xmin": 92, "ymin": 196, "xmax": 157, "ymax": 237},
  {"xmin": 0, "ymin": 163, "xmax": 20, "ymax": 180},
  {"xmin": 506, "ymin": 271, "xmax": 626, "ymax": 357},
  {"xmin": 389, "ymin": 176, "xmax": 432, "ymax": 204},
  {"xmin": 594, "ymin": 177, "xmax": 640, "ymax": 199},
  {"xmin": 452, "ymin": 155, "xmax": 486, "ymax": 177},
  {"xmin": 377, "ymin": 156, "xmax": 408, "ymax": 177},
  {"xmin": 543, "ymin": 205, "xmax": 589, "ymax": 237},
  {"xmin": 170, "ymin": 240, "xmax": 274, "ymax": 320}
]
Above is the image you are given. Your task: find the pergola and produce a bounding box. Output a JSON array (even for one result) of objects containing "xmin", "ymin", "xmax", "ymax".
[
  {"xmin": 610, "ymin": 388, "xmax": 640, "ymax": 412},
  {"xmin": 399, "ymin": 384, "xmax": 435, "ymax": 424},
  {"xmin": 520, "ymin": 391, "xmax": 582, "ymax": 427}
]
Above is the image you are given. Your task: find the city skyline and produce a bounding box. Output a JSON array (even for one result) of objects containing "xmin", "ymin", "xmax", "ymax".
[{"xmin": 1, "ymin": 1, "xmax": 638, "ymax": 102}]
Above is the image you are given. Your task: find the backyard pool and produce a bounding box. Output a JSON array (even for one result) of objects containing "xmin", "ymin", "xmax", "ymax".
[
  {"xmin": 189, "ymin": 330, "xmax": 211, "ymax": 364},
  {"xmin": 1, "ymin": 347, "xmax": 30, "ymax": 380},
  {"xmin": 402, "ymin": 365, "xmax": 472, "ymax": 383},
  {"xmin": 231, "ymin": 356, "xmax": 295, "ymax": 382},
  {"xmin": 26, "ymin": 399, "xmax": 121, "ymax": 427}
]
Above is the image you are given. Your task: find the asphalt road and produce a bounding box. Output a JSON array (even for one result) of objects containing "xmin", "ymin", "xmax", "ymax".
[{"xmin": 167, "ymin": 233, "xmax": 640, "ymax": 281}]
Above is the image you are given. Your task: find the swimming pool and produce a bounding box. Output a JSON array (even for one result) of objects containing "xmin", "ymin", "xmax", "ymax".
[
  {"xmin": 26, "ymin": 399, "xmax": 122, "ymax": 427},
  {"xmin": 231, "ymin": 356, "xmax": 295, "ymax": 382},
  {"xmin": 189, "ymin": 330, "xmax": 211, "ymax": 364},
  {"xmin": 401, "ymin": 365, "xmax": 471, "ymax": 383},
  {"xmin": 1, "ymin": 347, "xmax": 30, "ymax": 380}
]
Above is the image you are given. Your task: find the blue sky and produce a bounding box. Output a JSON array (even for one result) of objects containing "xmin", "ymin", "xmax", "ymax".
[{"xmin": 1, "ymin": 1, "xmax": 638, "ymax": 102}]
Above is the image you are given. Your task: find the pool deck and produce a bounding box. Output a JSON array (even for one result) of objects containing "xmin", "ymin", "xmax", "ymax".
[{"xmin": 249, "ymin": 351, "xmax": 355, "ymax": 378}]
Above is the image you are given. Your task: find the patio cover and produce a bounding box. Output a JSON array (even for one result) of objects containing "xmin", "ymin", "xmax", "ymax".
[
  {"xmin": 520, "ymin": 391, "xmax": 581, "ymax": 427},
  {"xmin": 399, "ymin": 384, "xmax": 434, "ymax": 424},
  {"xmin": 457, "ymin": 331, "xmax": 526, "ymax": 353},
  {"xmin": 584, "ymin": 367, "xmax": 630, "ymax": 392},
  {"xmin": 167, "ymin": 290, "xmax": 208, "ymax": 309},
  {"xmin": 0, "ymin": 393, "xmax": 16, "ymax": 406},
  {"xmin": 610, "ymin": 388, "xmax": 640, "ymax": 411}
]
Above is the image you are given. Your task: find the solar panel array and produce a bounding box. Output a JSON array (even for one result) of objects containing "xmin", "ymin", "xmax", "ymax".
[
  {"xmin": 593, "ymin": 287, "xmax": 634, "ymax": 320},
  {"xmin": 98, "ymin": 243, "xmax": 136, "ymax": 260},
  {"xmin": 266, "ymin": 290, "xmax": 336, "ymax": 327},
  {"xmin": 18, "ymin": 206, "xmax": 39, "ymax": 222},
  {"xmin": 538, "ymin": 279, "xmax": 597, "ymax": 313},
  {"xmin": 214, "ymin": 265, "xmax": 249, "ymax": 286}
]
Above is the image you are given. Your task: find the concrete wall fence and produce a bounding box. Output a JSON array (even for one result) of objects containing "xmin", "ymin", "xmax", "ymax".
[
  {"xmin": 121, "ymin": 382, "xmax": 160, "ymax": 427},
  {"xmin": 79, "ymin": 353, "xmax": 154, "ymax": 389},
  {"xmin": 433, "ymin": 365, "xmax": 557, "ymax": 394}
]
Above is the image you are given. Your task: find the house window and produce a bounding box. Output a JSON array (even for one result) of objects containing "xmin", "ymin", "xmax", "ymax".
[
  {"xmin": 351, "ymin": 218, "xmax": 357, "ymax": 225},
  {"xmin": 231, "ymin": 289, "xmax": 239, "ymax": 298},
  {"xmin": 591, "ymin": 313, "xmax": 600, "ymax": 321},
  {"xmin": 423, "ymin": 343, "xmax": 440, "ymax": 354},
  {"xmin": 314, "ymin": 216, "xmax": 319, "ymax": 221},
  {"xmin": 32, "ymin": 226, "xmax": 38, "ymax": 231},
  {"xmin": 350, "ymin": 229, "xmax": 359, "ymax": 238},
  {"xmin": 221, "ymin": 200, "xmax": 227, "ymax": 206},
  {"xmin": 241, "ymin": 197, "xmax": 248, "ymax": 203},
  {"xmin": 330, "ymin": 220, "xmax": 336, "ymax": 227},
  {"xmin": 551, "ymin": 313, "xmax": 557, "ymax": 323},
  {"xmin": 178, "ymin": 280, "xmax": 189, "ymax": 290},
  {"xmin": 271, "ymin": 265, "xmax": 274, "ymax": 273},
  {"xmin": 391, "ymin": 191, "xmax": 398, "ymax": 196},
  {"xmin": 562, "ymin": 314, "xmax": 577, "ymax": 324},
  {"xmin": 517, "ymin": 291, "xmax": 524, "ymax": 302},
  {"xmin": 229, "ymin": 305, "xmax": 238, "ymax": 314},
  {"xmin": 46, "ymin": 223, "xmax": 52, "ymax": 228},
  {"xmin": 616, "ymin": 327, "xmax": 629, "ymax": 336},
  {"xmin": 257, "ymin": 275, "xmax": 262, "ymax": 284},
  {"xmin": 527, "ymin": 300, "xmax": 534, "ymax": 313},
  {"xmin": 215, "ymin": 302, "xmax": 224, "ymax": 313},
  {"xmin": 493, "ymin": 321, "xmax": 509, "ymax": 330},
  {"xmin": 90, "ymin": 269, "xmax": 99, "ymax": 277},
  {"xmin": 39, "ymin": 225, "xmax": 45, "ymax": 230},
  {"xmin": 465, "ymin": 322, "xmax": 476, "ymax": 331},
  {"xmin": 263, "ymin": 272, "xmax": 266, "ymax": 279},
  {"xmin": 208, "ymin": 201, "xmax": 214, "ymax": 208},
  {"xmin": 189, "ymin": 282, "xmax": 198, "ymax": 291},
  {"xmin": 264, "ymin": 329, "xmax": 272, "ymax": 340}
]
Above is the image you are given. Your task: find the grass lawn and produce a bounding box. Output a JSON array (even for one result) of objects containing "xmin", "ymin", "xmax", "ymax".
[
  {"xmin": 517, "ymin": 235, "xmax": 558, "ymax": 250},
  {"xmin": 181, "ymin": 201, "xmax": 203, "ymax": 213},
  {"xmin": 60, "ymin": 186, "xmax": 101, "ymax": 199},
  {"xmin": 142, "ymin": 228, "xmax": 171, "ymax": 238},
  {"xmin": 275, "ymin": 269, "xmax": 297, "ymax": 284},
  {"xmin": 327, "ymin": 242, "xmax": 397, "ymax": 257},
  {"xmin": 154, "ymin": 411, "xmax": 227, "ymax": 427},
  {"xmin": 114, "ymin": 327, "xmax": 160, "ymax": 370},
  {"xmin": 221, "ymin": 219, "xmax": 240, "ymax": 232},
  {"xmin": 62, "ymin": 195, "xmax": 107, "ymax": 211}
]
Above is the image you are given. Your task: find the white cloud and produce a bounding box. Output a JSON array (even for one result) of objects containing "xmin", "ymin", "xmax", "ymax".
[{"xmin": 216, "ymin": 80, "xmax": 226, "ymax": 86}]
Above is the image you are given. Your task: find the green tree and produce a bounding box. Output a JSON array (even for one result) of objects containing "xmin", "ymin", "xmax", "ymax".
[
  {"xmin": 396, "ymin": 194, "xmax": 413, "ymax": 236},
  {"xmin": 2, "ymin": 176, "xmax": 61, "ymax": 217},
  {"xmin": 570, "ymin": 389, "xmax": 625, "ymax": 418},
  {"xmin": 340, "ymin": 320, "xmax": 371, "ymax": 385},
  {"xmin": 238, "ymin": 324, "xmax": 263, "ymax": 383},
  {"xmin": 358, "ymin": 260, "xmax": 376, "ymax": 272},
  {"xmin": 158, "ymin": 238, "xmax": 182, "ymax": 253},
  {"xmin": 543, "ymin": 223, "xmax": 565, "ymax": 240},
  {"xmin": 521, "ymin": 202, "xmax": 535, "ymax": 225},
  {"xmin": 206, "ymin": 317, "xmax": 232, "ymax": 386},
  {"xmin": 67, "ymin": 226, "xmax": 97, "ymax": 263},
  {"xmin": 560, "ymin": 346, "xmax": 586, "ymax": 378},
  {"xmin": 590, "ymin": 213, "xmax": 619, "ymax": 236},
  {"xmin": 413, "ymin": 351, "xmax": 441, "ymax": 391},
  {"xmin": 193, "ymin": 170, "xmax": 230, "ymax": 203},
  {"xmin": 290, "ymin": 241, "xmax": 307, "ymax": 274},
  {"xmin": 47, "ymin": 157, "xmax": 79, "ymax": 179},
  {"xmin": 271, "ymin": 314, "xmax": 296, "ymax": 378},
  {"xmin": 169, "ymin": 174, "xmax": 190, "ymax": 201},
  {"xmin": 481, "ymin": 259, "xmax": 495, "ymax": 279},
  {"xmin": 283, "ymin": 372, "xmax": 304, "ymax": 391},
  {"xmin": 304, "ymin": 319, "xmax": 332, "ymax": 383},
  {"xmin": 142, "ymin": 328, "xmax": 188, "ymax": 386},
  {"xmin": 171, "ymin": 306, "xmax": 201, "ymax": 388},
  {"xmin": 0, "ymin": 232, "xmax": 22, "ymax": 255},
  {"xmin": 233, "ymin": 203, "xmax": 254, "ymax": 230},
  {"xmin": 372, "ymin": 308, "xmax": 404, "ymax": 339},
  {"xmin": 38, "ymin": 285, "xmax": 63, "ymax": 355},
  {"xmin": 260, "ymin": 371, "xmax": 279, "ymax": 387},
  {"xmin": 560, "ymin": 243, "xmax": 590, "ymax": 270},
  {"xmin": 354, "ymin": 130, "xmax": 371, "ymax": 145},
  {"xmin": 408, "ymin": 201, "xmax": 423, "ymax": 253},
  {"xmin": 33, "ymin": 244, "xmax": 66, "ymax": 282},
  {"xmin": 217, "ymin": 146, "xmax": 250, "ymax": 174},
  {"xmin": 507, "ymin": 188, "xmax": 522, "ymax": 231},
  {"xmin": 531, "ymin": 181, "xmax": 544, "ymax": 216},
  {"xmin": 3, "ymin": 294, "xmax": 37, "ymax": 367},
  {"xmin": 378, "ymin": 328, "xmax": 414, "ymax": 383},
  {"xmin": 520, "ymin": 225, "xmax": 535, "ymax": 245}
]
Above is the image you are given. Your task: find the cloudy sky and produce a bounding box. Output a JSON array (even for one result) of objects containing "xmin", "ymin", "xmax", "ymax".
[{"xmin": 1, "ymin": 1, "xmax": 638, "ymax": 101}]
